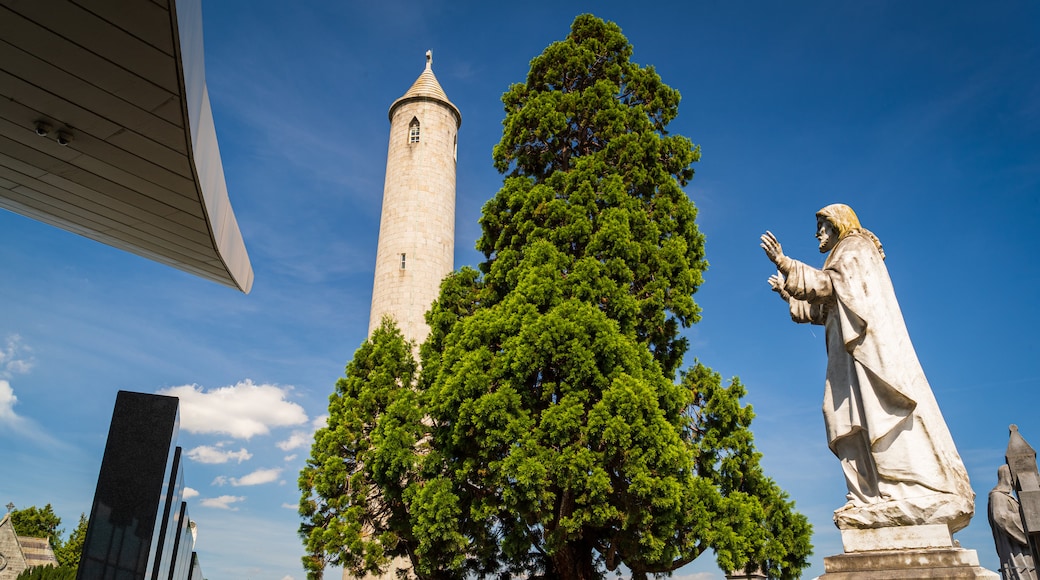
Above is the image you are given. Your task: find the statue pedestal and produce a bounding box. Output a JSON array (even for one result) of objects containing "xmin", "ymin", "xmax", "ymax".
[
  {"xmin": 819, "ymin": 525, "xmax": 999, "ymax": 579},
  {"xmin": 820, "ymin": 548, "xmax": 998, "ymax": 579}
]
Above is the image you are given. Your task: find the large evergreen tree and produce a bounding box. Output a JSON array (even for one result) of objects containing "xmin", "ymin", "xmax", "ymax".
[
  {"xmin": 299, "ymin": 319, "xmax": 424, "ymax": 578},
  {"xmin": 300, "ymin": 14, "xmax": 811, "ymax": 580},
  {"xmin": 55, "ymin": 514, "xmax": 88, "ymax": 569}
]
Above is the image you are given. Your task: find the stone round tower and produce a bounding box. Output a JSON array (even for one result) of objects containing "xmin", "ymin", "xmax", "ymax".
[{"xmin": 369, "ymin": 51, "xmax": 461, "ymax": 345}]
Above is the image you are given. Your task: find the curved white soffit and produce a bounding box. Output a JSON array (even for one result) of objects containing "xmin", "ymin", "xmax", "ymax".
[{"xmin": 175, "ymin": 0, "xmax": 253, "ymax": 293}]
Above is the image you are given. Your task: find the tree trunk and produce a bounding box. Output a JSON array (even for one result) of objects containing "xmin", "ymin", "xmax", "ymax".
[{"xmin": 551, "ymin": 539, "xmax": 597, "ymax": 580}]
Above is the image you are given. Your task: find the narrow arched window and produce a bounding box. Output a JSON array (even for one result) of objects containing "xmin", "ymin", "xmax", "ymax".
[
  {"xmin": 400, "ymin": 253, "xmax": 407, "ymax": 269},
  {"xmin": 408, "ymin": 118, "xmax": 420, "ymax": 143}
]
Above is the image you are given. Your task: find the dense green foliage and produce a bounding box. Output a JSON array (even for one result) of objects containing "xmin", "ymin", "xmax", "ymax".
[
  {"xmin": 10, "ymin": 506, "xmax": 88, "ymax": 570},
  {"xmin": 15, "ymin": 565, "xmax": 77, "ymax": 580},
  {"xmin": 300, "ymin": 13, "xmax": 811, "ymax": 580},
  {"xmin": 10, "ymin": 505, "xmax": 62, "ymax": 545},
  {"xmin": 299, "ymin": 319, "xmax": 422, "ymax": 578},
  {"xmin": 55, "ymin": 514, "xmax": 87, "ymax": 569}
]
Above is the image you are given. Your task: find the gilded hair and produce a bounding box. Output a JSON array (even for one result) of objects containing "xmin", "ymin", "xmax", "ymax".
[{"xmin": 816, "ymin": 203, "xmax": 885, "ymax": 259}]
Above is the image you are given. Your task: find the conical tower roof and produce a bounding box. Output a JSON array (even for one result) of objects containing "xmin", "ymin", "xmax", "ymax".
[{"xmin": 389, "ymin": 50, "xmax": 461, "ymax": 127}]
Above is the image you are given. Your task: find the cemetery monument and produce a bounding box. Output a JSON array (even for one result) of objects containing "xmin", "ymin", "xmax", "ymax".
[{"xmin": 761, "ymin": 203, "xmax": 996, "ymax": 578}]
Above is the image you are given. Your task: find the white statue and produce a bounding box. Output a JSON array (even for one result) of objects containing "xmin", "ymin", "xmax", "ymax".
[{"xmin": 761, "ymin": 204, "xmax": 974, "ymax": 531}]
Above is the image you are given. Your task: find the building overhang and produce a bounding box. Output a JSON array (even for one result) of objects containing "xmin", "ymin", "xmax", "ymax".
[{"xmin": 0, "ymin": 0, "xmax": 253, "ymax": 292}]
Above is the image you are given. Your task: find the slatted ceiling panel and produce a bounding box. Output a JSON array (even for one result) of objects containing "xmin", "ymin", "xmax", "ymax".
[
  {"xmin": 71, "ymin": 0, "xmax": 177, "ymax": 57},
  {"xmin": 0, "ymin": 195, "xmax": 232, "ymax": 285},
  {"xmin": 5, "ymin": 202, "xmax": 224, "ymax": 279},
  {"xmin": 1, "ymin": 181, "xmax": 220, "ymax": 260},
  {"xmin": 0, "ymin": 49, "xmax": 185, "ymax": 151},
  {"xmin": 37, "ymin": 170, "xmax": 207, "ymax": 233},
  {"xmin": 0, "ymin": 189, "xmax": 126, "ymax": 239},
  {"xmin": 0, "ymin": 126, "xmax": 203, "ymax": 219},
  {"xmin": 0, "ymin": 137, "xmax": 67, "ymax": 176},
  {"xmin": 0, "ymin": 7, "xmax": 177, "ymax": 121},
  {"xmin": 75, "ymin": 155, "xmax": 199, "ymax": 206},
  {"xmin": 0, "ymin": 48, "xmax": 121, "ymax": 140},
  {"xmin": 69, "ymin": 128, "xmax": 196, "ymax": 196},
  {"xmin": 0, "ymin": 201, "xmax": 102, "ymax": 241},
  {"xmin": 38, "ymin": 165, "xmax": 197, "ymax": 222},
  {"xmin": 107, "ymin": 129, "xmax": 193, "ymax": 176},
  {"xmin": 1, "ymin": 167, "xmax": 214, "ymax": 249},
  {"xmin": 151, "ymin": 97, "xmax": 185, "ymax": 127},
  {"xmin": 0, "ymin": 116, "xmax": 200, "ymax": 210},
  {"xmin": 5, "ymin": 1, "xmax": 180, "ymax": 94},
  {"xmin": 0, "ymin": 151, "xmax": 46, "ymax": 180},
  {"xmin": 0, "ymin": 0, "xmax": 253, "ymax": 292}
]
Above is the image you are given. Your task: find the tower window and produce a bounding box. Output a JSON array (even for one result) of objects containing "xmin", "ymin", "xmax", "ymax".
[
  {"xmin": 400, "ymin": 253, "xmax": 406, "ymax": 269},
  {"xmin": 408, "ymin": 118, "xmax": 420, "ymax": 143}
]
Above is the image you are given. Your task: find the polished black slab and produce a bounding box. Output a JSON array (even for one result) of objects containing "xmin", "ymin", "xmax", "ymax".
[{"xmin": 78, "ymin": 391, "xmax": 180, "ymax": 580}]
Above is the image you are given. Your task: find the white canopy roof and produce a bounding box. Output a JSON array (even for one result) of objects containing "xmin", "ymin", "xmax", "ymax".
[{"xmin": 0, "ymin": 0, "xmax": 253, "ymax": 292}]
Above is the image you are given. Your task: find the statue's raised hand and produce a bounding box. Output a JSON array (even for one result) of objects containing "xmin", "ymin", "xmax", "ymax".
[{"xmin": 760, "ymin": 231, "xmax": 785, "ymax": 266}]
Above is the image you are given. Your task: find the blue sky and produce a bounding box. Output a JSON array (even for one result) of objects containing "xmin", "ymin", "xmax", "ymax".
[{"xmin": 1, "ymin": 1, "xmax": 1038, "ymax": 578}]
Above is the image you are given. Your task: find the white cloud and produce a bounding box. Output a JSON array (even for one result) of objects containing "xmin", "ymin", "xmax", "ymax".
[
  {"xmin": 182, "ymin": 487, "xmax": 200, "ymax": 499},
  {"xmin": 0, "ymin": 380, "xmax": 35, "ymax": 437},
  {"xmin": 213, "ymin": 468, "xmax": 282, "ymax": 487},
  {"xmin": 0, "ymin": 335, "xmax": 34, "ymax": 378},
  {"xmin": 6, "ymin": 359, "xmax": 32, "ymax": 375},
  {"xmin": 200, "ymin": 495, "xmax": 245, "ymax": 510},
  {"xmin": 312, "ymin": 414, "xmax": 328, "ymax": 429},
  {"xmin": 280, "ymin": 576, "xmax": 296, "ymax": 580},
  {"xmin": 186, "ymin": 444, "xmax": 253, "ymax": 464},
  {"xmin": 231, "ymin": 468, "xmax": 282, "ymax": 487},
  {"xmin": 0, "ymin": 336, "xmax": 34, "ymax": 428},
  {"xmin": 277, "ymin": 431, "xmax": 310, "ymax": 451},
  {"xmin": 0, "ymin": 380, "xmax": 19, "ymax": 422},
  {"xmin": 283, "ymin": 454, "xmax": 297, "ymax": 462},
  {"xmin": 157, "ymin": 380, "xmax": 307, "ymax": 439},
  {"xmin": 0, "ymin": 352, "xmax": 64, "ymax": 449}
]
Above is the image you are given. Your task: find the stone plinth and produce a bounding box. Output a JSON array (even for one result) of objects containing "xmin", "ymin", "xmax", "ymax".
[
  {"xmin": 821, "ymin": 524, "xmax": 998, "ymax": 579},
  {"xmin": 820, "ymin": 547, "xmax": 999, "ymax": 579},
  {"xmin": 840, "ymin": 524, "xmax": 953, "ymax": 552}
]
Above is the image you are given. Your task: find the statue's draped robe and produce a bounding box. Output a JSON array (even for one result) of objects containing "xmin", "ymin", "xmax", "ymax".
[
  {"xmin": 783, "ymin": 232, "xmax": 973, "ymax": 529},
  {"xmin": 989, "ymin": 486, "xmax": 1037, "ymax": 580}
]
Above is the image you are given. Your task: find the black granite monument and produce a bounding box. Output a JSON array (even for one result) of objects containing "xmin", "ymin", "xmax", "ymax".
[{"xmin": 78, "ymin": 391, "xmax": 203, "ymax": 580}]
